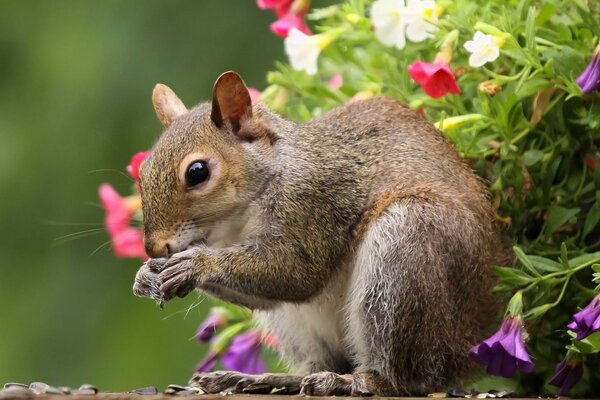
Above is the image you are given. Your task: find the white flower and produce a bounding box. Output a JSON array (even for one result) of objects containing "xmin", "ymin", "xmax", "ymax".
[
  {"xmin": 284, "ymin": 28, "xmax": 330, "ymax": 75},
  {"xmin": 404, "ymin": 0, "xmax": 438, "ymax": 43},
  {"xmin": 371, "ymin": 0, "xmax": 408, "ymax": 50},
  {"xmin": 463, "ymin": 31, "xmax": 500, "ymax": 67}
]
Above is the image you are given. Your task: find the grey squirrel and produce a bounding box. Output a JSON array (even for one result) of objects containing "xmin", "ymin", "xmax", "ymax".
[{"xmin": 133, "ymin": 71, "xmax": 503, "ymax": 396}]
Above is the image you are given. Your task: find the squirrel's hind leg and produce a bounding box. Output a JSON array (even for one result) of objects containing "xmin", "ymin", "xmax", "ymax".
[{"xmin": 344, "ymin": 197, "xmax": 492, "ymax": 395}]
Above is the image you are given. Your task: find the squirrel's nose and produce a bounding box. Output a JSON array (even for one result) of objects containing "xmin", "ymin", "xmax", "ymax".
[{"xmin": 145, "ymin": 239, "xmax": 170, "ymax": 258}]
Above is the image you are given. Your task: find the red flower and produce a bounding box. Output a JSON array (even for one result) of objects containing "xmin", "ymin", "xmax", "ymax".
[
  {"xmin": 127, "ymin": 151, "xmax": 150, "ymax": 182},
  {"xmin": 256, "ymin": 0, "xmax": 293, "ymax": 16},
  {"xmin": 408, "ymin": 61, "xmax": 461, "ymax": 99},
  {"xmin": 98, "ymin": 183, "xmax": 147, "ymax": 260},
  {"xmin": 270, "ymin": 11, "xmax": 310, "ymax": 38}
]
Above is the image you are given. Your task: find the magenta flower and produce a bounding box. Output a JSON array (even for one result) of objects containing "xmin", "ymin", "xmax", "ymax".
[
  {"xmin": 196, "ymin": 313, "xmax": 227, "ymax": 343},
  {"xmin": 470, "ymin": 316, "xmax": 535, "ymax": 377},
  {"xmin": 408, "ymin": 61, "xmax": 461, "ymax": 99},
  {"xmin": 257, "ymin": 0, "xmax": 293, "ymax": 16},
  {"xmin": 196, "ymin": 352, "xmax": 219, "ymax": 373},
  {"xmin": 126, "ymin": 151, "xmax": 150, "ymax": 182},
  {"xmin": 248, "ymin": 87, "xmax": 261, "ymax": 102},
  {"xmin": 222, "ymin": 330, "xmax": 266, "ymax": 374},
  {"xmin": 567, "ymin": 294, "xmax": 600, "ymax": 340},
  {"xmin": 549, "ymin": 357, "xmax": 584, "ymax": 396},
  {"xmin": 271, "ymin": 11, "xmax": 310, "ymax": 38},
  {"xmin": 576, "ymin": 44, "xmax": 600, "ymax": 94}
]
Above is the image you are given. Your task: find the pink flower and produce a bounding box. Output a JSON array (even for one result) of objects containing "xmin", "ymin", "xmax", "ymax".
[
  {"xmin": 408, "ymin": 61, "xmax": 461, "ymax": 99},
  {"xmin": 248, "ymin": 88, "xmax": 261, "ymax": 102},
  {"xmin": 257, "ymin": 0, "xmax": 293, "ymax": 16},
  {"xmin": 222, "ymin": 330, "xmax": 266, "ymax": 374},
  {"xmin": 270, "ymin": 11, "xmax": 310, "ymax": 38},
  {"xmin": 327, "ymin": 74, "xmax": 343, "ymax": 90},
  {"xmin": 126, "ymin": 151, "xmax": 150, "ymax": 182},
  {"xmin": 98, "ymin": 183, "xmax": 147, "ymax": 260}
]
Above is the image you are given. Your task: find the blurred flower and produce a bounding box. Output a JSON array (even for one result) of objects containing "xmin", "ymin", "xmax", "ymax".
[
  {"xmin": 284, "ymin": 29, "xmax": 333, "ymax": 75},
  {"xmin": 470, "ymin": 316, "xmax": 535, "ymax": 378},
  {"xmin": 197, "ymin": 312, "xmax": 227, "ymax": 343},
  {"xmin": 196, "ymin": 352, "xmax": 220, "ymax": 373},
  {"xmin": 328, "ymin": 73, "xmax": 343, "ymax": 90},
  {"xmin": 479, "ymin": 81, "xmax": 502, "ymax": 95},
  {"xmin": 126, "ymin": 151, "xmax": 150, "ymax": 182},
  {"xmin": 371, "ymin": 0, "xmax": 408, "ymax": 49},
  {"xmin": 585, "ymin": 154, "xmax": 597, "ymax": 173},
  {"xmin": 270, "ymin": 0, "xmax": 311, "ymax": 37},
  {"xmin": 464, "ymin": 31, "xmax": 500, "ymax": 67},
  {"xmin": 99, "ymin": 184, "xmax": 147, "ymax": 260},
  {"xmin": 549, "ymin": 355, "xmax": 584, "ymax": 396},
  {"xmin": 404, "ymin": 0, "xmax": 438, "ymax": 43},
  {"xmin": 408, "ymin": 61, "xmax": 460, "ymax": 98},
  {"xmin": 248, "ymin": 88, "xmax": 262, "ymax": 102},
  {"xmin": 222, "ymin": 329, "xmax": 266, "ymax": 374},
  {"xmin": 576, "ymin": 43, "xmax": 600, "ymax": 94},
  {"xmin": 257, "ymin": 0, "xmax": 293, "ymax": 16},
  {"xmin": 567, "ymin": 294, "xmax": 600, "ymax": 340}
]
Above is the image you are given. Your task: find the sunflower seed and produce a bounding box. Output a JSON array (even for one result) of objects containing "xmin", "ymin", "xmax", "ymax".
[
  {"xmin": 78, "ymin": 384, "xmax": 98, "ymax": 393},
  {"xmin": 130, "ymin": 387, "xmax": 158, "ymax": 395},
  {"xmin": 0, "ymin": 386, "xmax": 34, "ymax": 400}
]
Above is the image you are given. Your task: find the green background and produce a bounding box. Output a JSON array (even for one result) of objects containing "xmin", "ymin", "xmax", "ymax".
[{"xmin": 0, "ymin": 0, "xmax": 285, "ymax": 391}]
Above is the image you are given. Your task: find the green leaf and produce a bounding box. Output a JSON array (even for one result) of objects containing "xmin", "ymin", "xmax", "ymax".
[
  {"xmin": 544, "ymin": 206, "xmax": 580, "ymax": 236},
  {"xmin": 583, "ymin": 332, "xmax": 600, "ymax": 352},
  {"xmin": 527, "ymin": 255, "xmax": 564, "ymax": 272},
  {"xmin": 583, "ymin": 198, "xmax": 600, "ymax": 239},
  {"xmin": 492, "ymin": 266, "xmax": 534, "ymax": 287},
  {"xmin": 524, "ymin": 303, "xmax": 553, "ymax": 320},
  {"xmin": 568, "ymin": 251, "xmax": 600, "ymax": 268},
  {"xmin": 523, "ymin": 149, "xmax": 544, "ymax": 166},
  {"xmin": 513, "ymin": 246, "xmax": 541, "ymax": 277}
]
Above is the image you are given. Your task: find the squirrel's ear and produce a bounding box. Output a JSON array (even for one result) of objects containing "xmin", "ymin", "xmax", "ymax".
[
  {"xmin": 152, "ymin": 84, "xmax": 188, "ymax": 128},
  {"xmin": 211, "ymin": 71, "xmax": 252, "ymax": 133}
]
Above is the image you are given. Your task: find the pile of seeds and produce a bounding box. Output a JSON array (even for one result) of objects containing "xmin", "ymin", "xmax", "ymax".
[
  {"xmin": 428, "ymin": 389, "xmax": 515, "ymax": 398},
  {"xmin": 0, "ymin": 383, "xmax": 205, "ymax": 398}
]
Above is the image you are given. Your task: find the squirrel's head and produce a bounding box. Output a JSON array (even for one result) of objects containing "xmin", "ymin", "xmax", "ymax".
[{"xmin": 140, "ymin": 71, "xmax": 276, "ymax": 258}]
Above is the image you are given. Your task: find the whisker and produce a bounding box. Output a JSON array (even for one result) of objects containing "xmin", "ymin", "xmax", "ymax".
[
  {"xmin": 88, "ymin": 168, "xmax": 135, "ymax": 184},
  {"xmin": 41, "ymin": 220, "xmax": 105, "ymax": 227},
  {"xmin": 89, "ymin": 240, "xmax": 113, "ymax": 257},
  {"xmin": 54, "ymin": 228, "xmax": 105, "ymax": 242}
]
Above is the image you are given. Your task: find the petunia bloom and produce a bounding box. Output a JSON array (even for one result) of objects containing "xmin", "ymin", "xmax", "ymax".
[
  {"xmin": 196, "ymin": 313, "xmax": 227, "ymax": 343},
  {"xmin": 327, "ymin": 74, "xmax": 343, "ymax": 90},
  {"xmin": 248, "ymin": 87, "xmax": 262, "ymax": 103},
  {"xmin": 576, "ymin": 44, "xmax": 600, "ymax": 94},
  {"xmin": 126, "ymin": 151, "xmax": 150, "ymax": 182},
  {"xmin": 404, "ymin": 0, "xmax": 438, "ymax": 43},
  {"xmin": 284, "ymin": 28, "xmax": 333, "ymax": 75},
  {"xmin": 371, "ymin": 0, "xmax": 409, "ymax": 50},
  {"xmin": 257, "ymin": 0, "xmax": 293, "ymax": 16},
  {"xmin": 464, "ymin": 31, "xmax": 501, "ymax": 67},
  {"xmin": 549, "ymin": 357, "xmax": 584, "ymax": 396},
  {"xmin": 196, "ymin": 352, "xmax": 220, "ymax": 373},
  {"xmin": 222, "ymin": 329, "xmax": 266, "ymax": 374},
  {"xmin": 567, "ymin": 294, "xmax": 600, "ymax": 340},
  {"xmin": 271, "ymin": 10, "xmax": 310, "ymax": 38},
  {"xmin": 470, "ymin": 316, "xmax": 535, "ymax": 378},
  {"xmin": 408, "ymin": 61, "xmax": 460, "ymax": 98},
  {"xmin": 98, "ymin": 184, "xmax": 147, "ymax": 260}
]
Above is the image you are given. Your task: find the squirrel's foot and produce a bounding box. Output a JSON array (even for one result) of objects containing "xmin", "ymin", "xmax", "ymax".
[
  {"xmin": 300, "ymin": 372, "xmax": 375, "ymax": 397},
  {"xmin": 189, "ymin": 371, "xmax": 302, "ymax": 395}
]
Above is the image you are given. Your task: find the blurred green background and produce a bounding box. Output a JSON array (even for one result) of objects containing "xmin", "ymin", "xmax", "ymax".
[{"xmin": 0, "ymin": 0, "xmax": 286, "ymax": 391}]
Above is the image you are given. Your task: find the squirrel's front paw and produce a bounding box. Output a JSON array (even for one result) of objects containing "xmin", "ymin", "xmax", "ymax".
[
  {"xmin": 158, "ymin": 248, "xmax": 203, "ymax": 302},
  {"xmin": 132, "ymin": 258, "xmax": 167, "ymax": 303}
]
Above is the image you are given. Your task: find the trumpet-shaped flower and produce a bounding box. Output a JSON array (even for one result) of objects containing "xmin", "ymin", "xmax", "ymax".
[
  {"xmin": 549, "ymin": 356, "xmax": 584, "ymax": 396},
  {"xmin": 576, "ymin": 44, "xmax": 600, "ymax": 94},
  {"xmin": 371, "ymin": 0, "xmax": 408, "ymax": 49},
  {"xmin": 404, "ymin": 0, "xmax": 437, "ymax": 43},
  {"xmin": 408, "ymin": 61, "xmax": 460, "ymax": 98},
  {"xmin": 470, "ymin": 316, "xmax": 535, "ymax": 378},
  {"xmin": 196, "ymin": 313, "xmax": 227, "ymax": 343},
  {"xmin": 464, "ymin": 31, "xmax": 500, "ymax": 67},
  {"xmin": 271, "ymin": 11, "xmax": 310, "ymax": 38},
  {"xmin": 284, "ymin": 28, "xmax": 332, "ymax": 75},
  {"xmin": 256, "ymin": 0, "xmax": 293, "ymax": 16},
  {"xmin": 567, "ymin": 294, "xmax": 600, "ymax": 340},
  {"xmin": 222, "ymin": 330, "xmax": 266, "ymax": 374}
]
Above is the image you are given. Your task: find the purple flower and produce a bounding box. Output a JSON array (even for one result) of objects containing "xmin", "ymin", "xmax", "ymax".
[
  {"xmin": 196, "ymin": 352, "xmax": 219, "ymax": 373},
  {"xmin": 196, "ymin": 313, "xmax": 227, "ymax": 343},
  {"xmin": 549, "ymin": 358, "xmax": 584, "ymax": 396},
  {"xmin": 222, "ymin": 329, "xmax": 266, "ymax": 374},
  {"xmin": 576, "ymin": 44, "xmax": 600, "ymax": 94},
  {"xmin": 567, "ymin": 294, "xmax": 600, "ymax": 340},
  {"xmin": 470, "ymin": 316, "xmax": 535, "ymax": 378}
]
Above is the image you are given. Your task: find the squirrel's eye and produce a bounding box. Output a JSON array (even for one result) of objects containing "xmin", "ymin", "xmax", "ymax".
[{"xmin": 185, "ymin": 160, "xmax": 210, "ymax": 187}]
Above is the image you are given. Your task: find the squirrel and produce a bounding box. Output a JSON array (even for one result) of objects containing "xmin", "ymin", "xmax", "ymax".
[{"xmin": 133, "ymin": 71, "xmax": 503, "ymax": 396}]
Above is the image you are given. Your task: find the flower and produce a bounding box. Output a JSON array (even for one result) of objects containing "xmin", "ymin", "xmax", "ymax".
[
  {"xmin": 126, "ymin": 151, "xmax": 150, "ymax": 182},
  {"xmin": 567, "ymin": 294, "xmax": 600, "ymax": 340},
  {"xmin": 404, "ymin": 0, "xmax": 438, "ymax": 43},
  {"xmin": 371, "ymin": 0, "xmax": 437, "ymax": 50},
  {"xmin": 371, "ymin": 0, "xmax": 409, "ymax": 49},
  {"xmin": 248, "ymin": 88, "xmax": 261, "ymax": 102},
  {"xmin": 478, "ymin": 81, "xmax": 502, "ymax": 95},
  {"xmin": 408, "ymin": 61, "xmax": 460, "ymax": 98},
  {"xmin": 256, "ymin": 0, "xmax": 293, "ymax": 16},
  {"xmin": 196, "ymin": 352, "xmax": 220, "ymax": 373},
  {"xmin": 576, "ymin": 44, "xmax": 600, "ymax": 94},
  {"xmin": 98, "ymin": 184, "xmax": 147, "ymax": 260},
  {"xmin": 271, "ymin": 11, "xmax": 310, "ymax": 38},
  {"xmin": 222, "ymin": 329, "xmax": 266, "ymax": 374},
  {"xmin": 464, "ymin": 31, "xmax": 501, "ymax": 67},
  {"xmin": 327, "ymin": 73, "xmax": 343, "ymax": 90},
  {"xmin": 470, "ymin": 316, "xmax": 535, "ymax": 378},
  {"xmin": 549, "ymin": 356, "xmax": 584, "ymax": 396},
  {"xmin": 284, "ymin": 28, "xmax": 332, "ymax": 75},
  {"xmin": 196, "ymin": 313, "xmax": 227, "ymax": 343}
]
